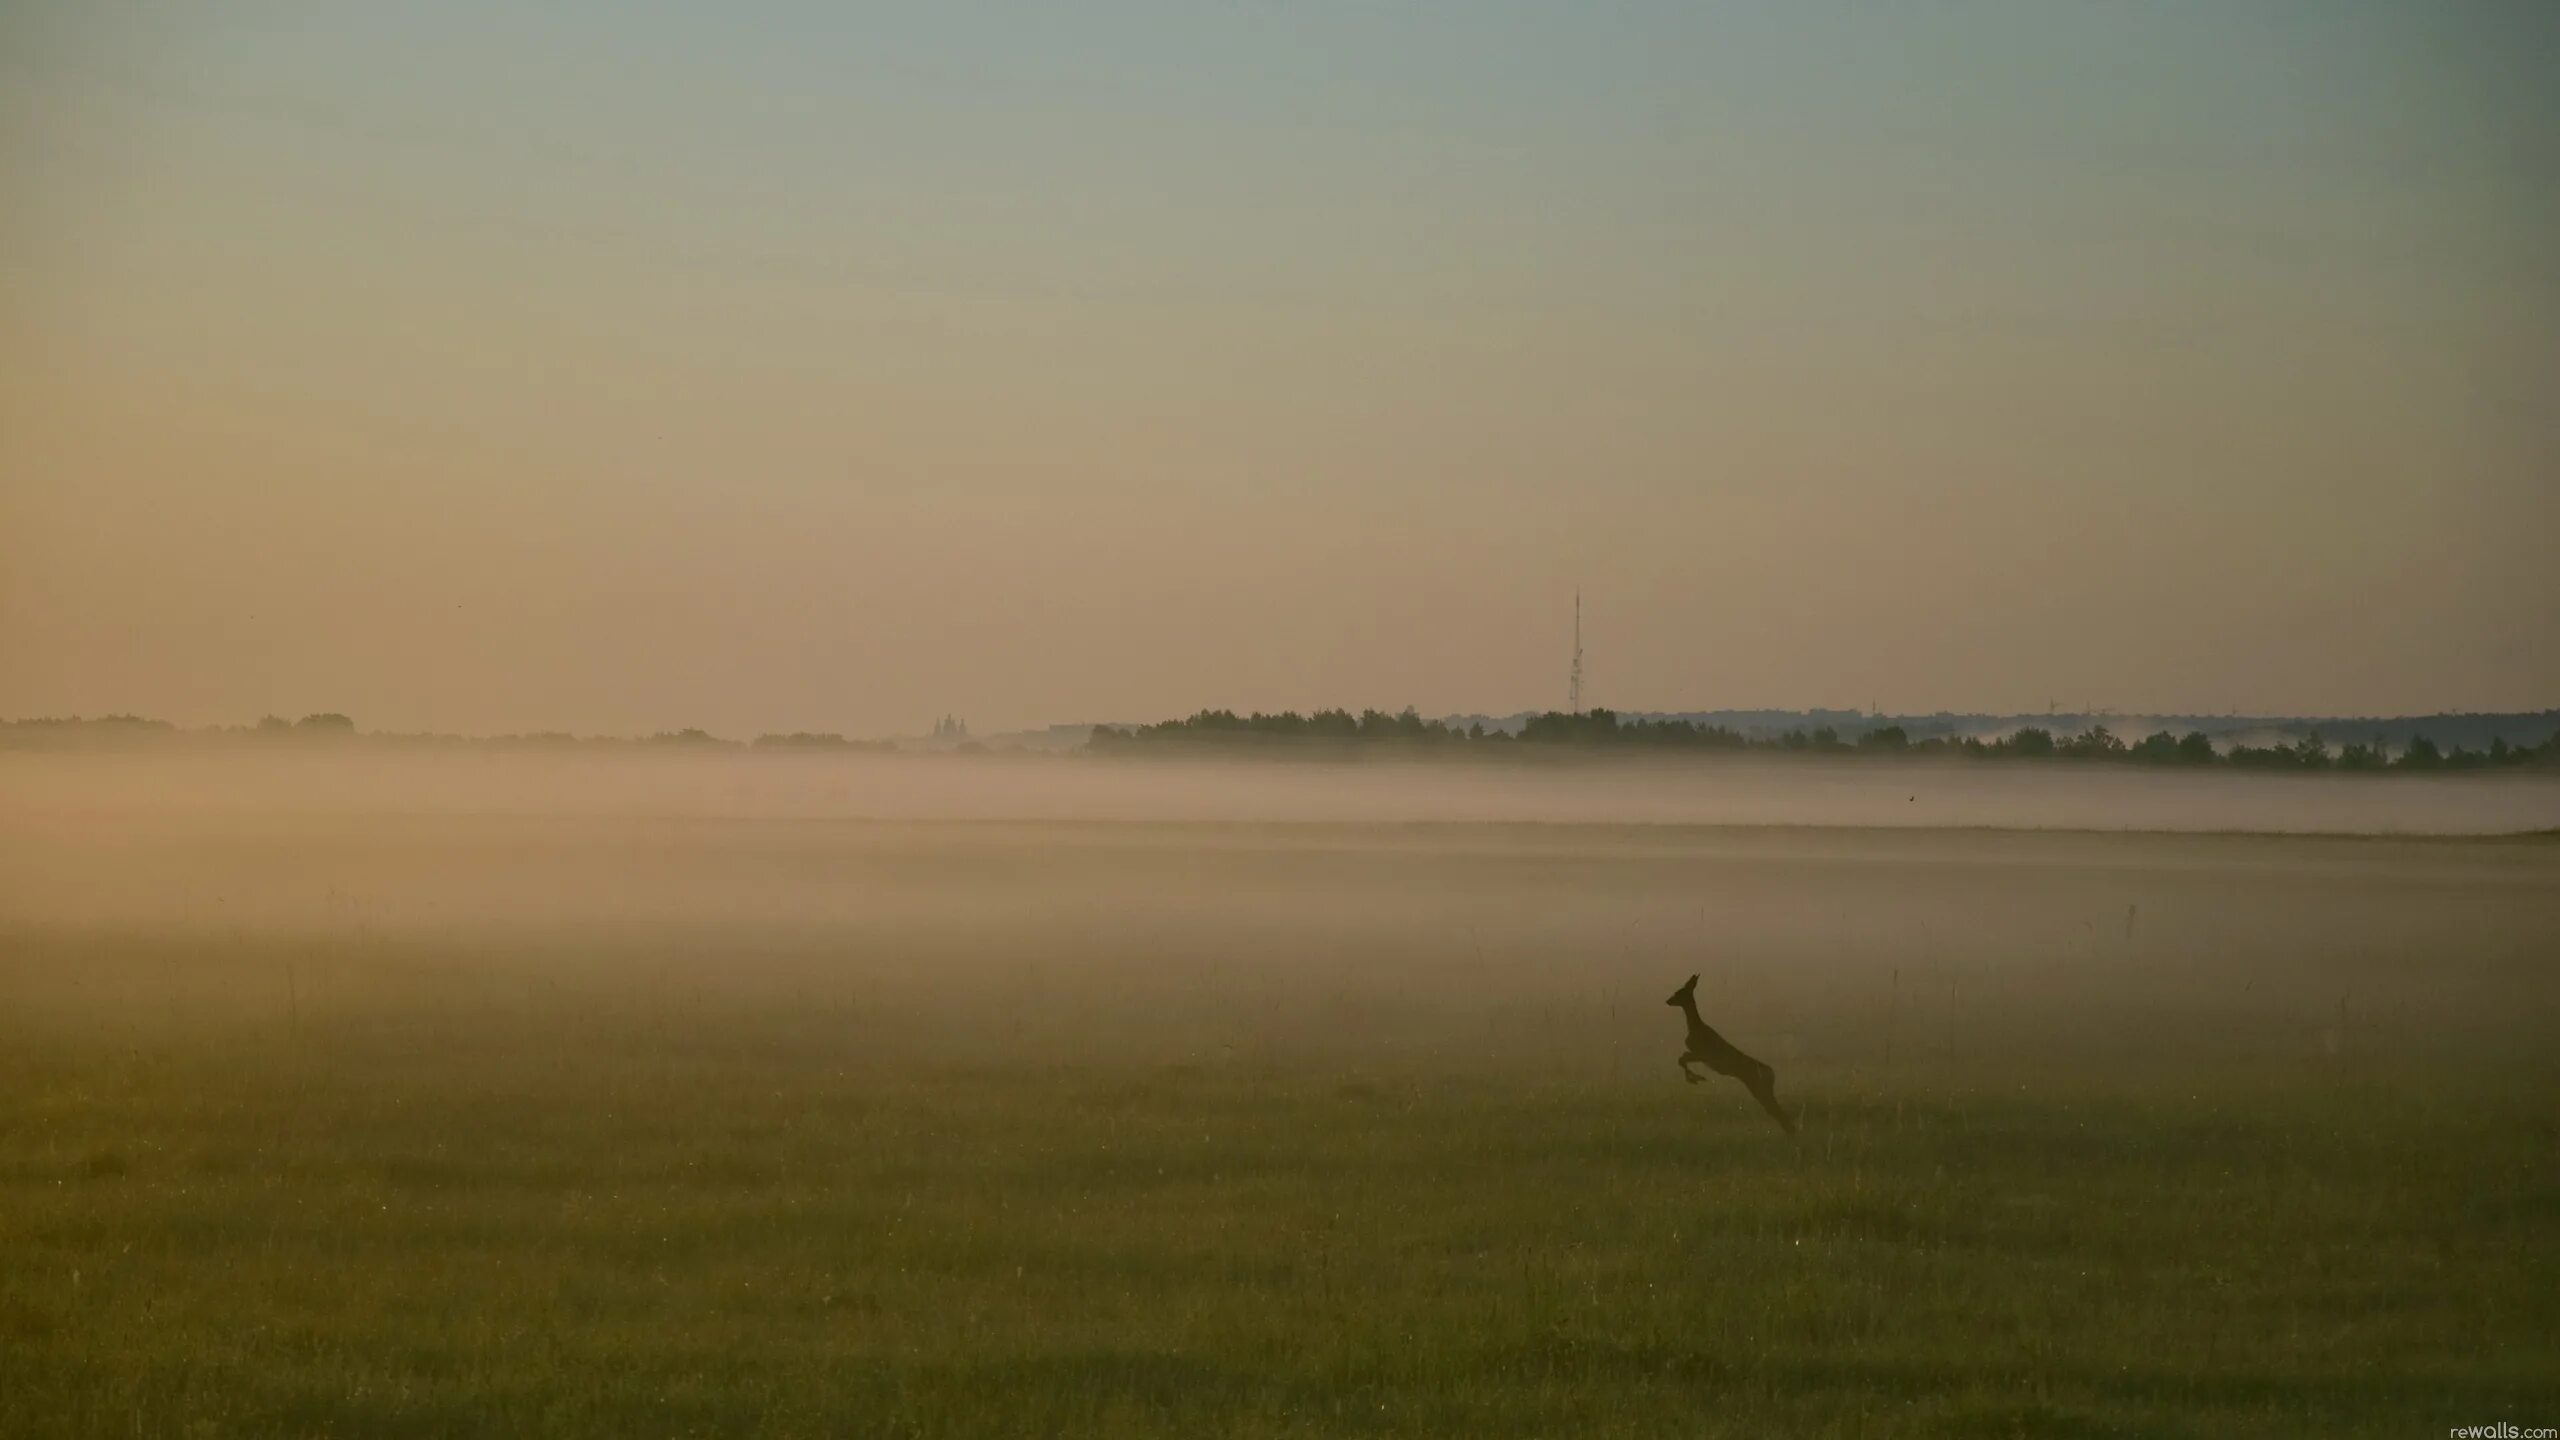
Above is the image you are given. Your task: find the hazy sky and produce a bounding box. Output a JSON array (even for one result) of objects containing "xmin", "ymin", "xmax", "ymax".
[{"xmin": 5, "ymin": 2, "xmax": 2555, "ymax": 736}]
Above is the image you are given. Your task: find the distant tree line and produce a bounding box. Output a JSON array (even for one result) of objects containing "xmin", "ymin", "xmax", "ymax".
[
  {"xmin": 2, "ymin": 715, "xmax": 886, "ymax": 754},
  {"xmin": 750, "ymin": 732, "xmax": 900, "ymax": 753},
  {"xmin": 0, "ymin": 713, "xmax": 176, "ymax": 737},
  {"xmin": 11, "ymin": 709, "xmax": 2557, "ymax": 772},
  {"xmin": 1088, "ymin": 708, "xmax": 2560, "ymax": 772}
]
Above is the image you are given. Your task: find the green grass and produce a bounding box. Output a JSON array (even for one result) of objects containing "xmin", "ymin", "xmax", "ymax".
[
  {"xmin": 4, "ymin": 819, "xmax": 2557, "ymax": 1435},
  {"xmin": 5, "ymin": 1026, "xmax": 2555, "ymax": 1438}
]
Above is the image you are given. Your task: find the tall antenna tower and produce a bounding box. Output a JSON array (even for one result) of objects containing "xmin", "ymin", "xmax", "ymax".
[{"xmin": 1568, "ymin": 586, "xmax": 1584, "ymax": 713}]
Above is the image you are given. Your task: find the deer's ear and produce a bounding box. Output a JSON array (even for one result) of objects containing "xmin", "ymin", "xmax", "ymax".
[{"xmin": 1685, "ymin": 973, "xmax": 1699, "ymax": 985}]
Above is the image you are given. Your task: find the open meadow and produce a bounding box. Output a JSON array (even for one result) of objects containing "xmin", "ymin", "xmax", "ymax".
[{"xmin": 4, "ymin": 753, "xmax": 2558, "ymax": 1436}]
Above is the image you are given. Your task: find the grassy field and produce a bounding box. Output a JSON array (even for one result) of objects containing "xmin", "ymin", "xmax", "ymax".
[{"xmin": 4, "ymin": 815, "xmax": 2557, "ymax": 1436}]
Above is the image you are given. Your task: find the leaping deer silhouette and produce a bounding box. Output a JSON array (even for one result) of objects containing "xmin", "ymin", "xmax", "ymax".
[{"xmin": 1667, "ymin": 974, "xmax": 1797, "ymax": 1133}]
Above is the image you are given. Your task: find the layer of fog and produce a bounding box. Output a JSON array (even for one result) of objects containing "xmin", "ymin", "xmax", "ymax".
[
  {"xmin": 9, "ymin": 744, "xmax": 2557, "ymax": 1088},
  {"xmin": 8, "ymin": 809, "xmax": 2555, "ymax": 1078},
  {"xmin": 8, "ymin": 748, "xmax": 2558, "ymax": 836}
]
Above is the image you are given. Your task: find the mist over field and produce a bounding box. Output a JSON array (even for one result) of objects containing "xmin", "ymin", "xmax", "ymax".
[
  {"xmin": 9, "ymin": 745, "xmax": 2553, "ymax": 1053},
  {"xmin": 7, "ymin": 746, "xmax": 2556, "ymax": 1063},
  {"xmin": 11, "ymin": 746, "xmax": 2560, "ymax": 834}
]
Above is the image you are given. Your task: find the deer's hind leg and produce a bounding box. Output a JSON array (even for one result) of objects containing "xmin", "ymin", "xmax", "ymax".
[{"xmin": 1741, "ymin": 1063, "xmax": 1797, "ymax": 1134}]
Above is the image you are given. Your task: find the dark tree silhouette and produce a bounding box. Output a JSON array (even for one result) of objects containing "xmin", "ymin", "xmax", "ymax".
[
  {"xmin": 2129, "ymin": 731, "xmax": 2181, "ymax": 764},
  {"xmin": 2059, "ymin": 725, "xmax": 2125, "ymax": 759},
  {"xmin": 1079, "ymin": 706, "xmax": 2560, "ymax": 778}
]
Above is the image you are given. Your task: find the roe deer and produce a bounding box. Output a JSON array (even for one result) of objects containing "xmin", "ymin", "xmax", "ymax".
[{"xmin": 1667, "ymin": 973, "xmax": 1796, "ymax": 1134}]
